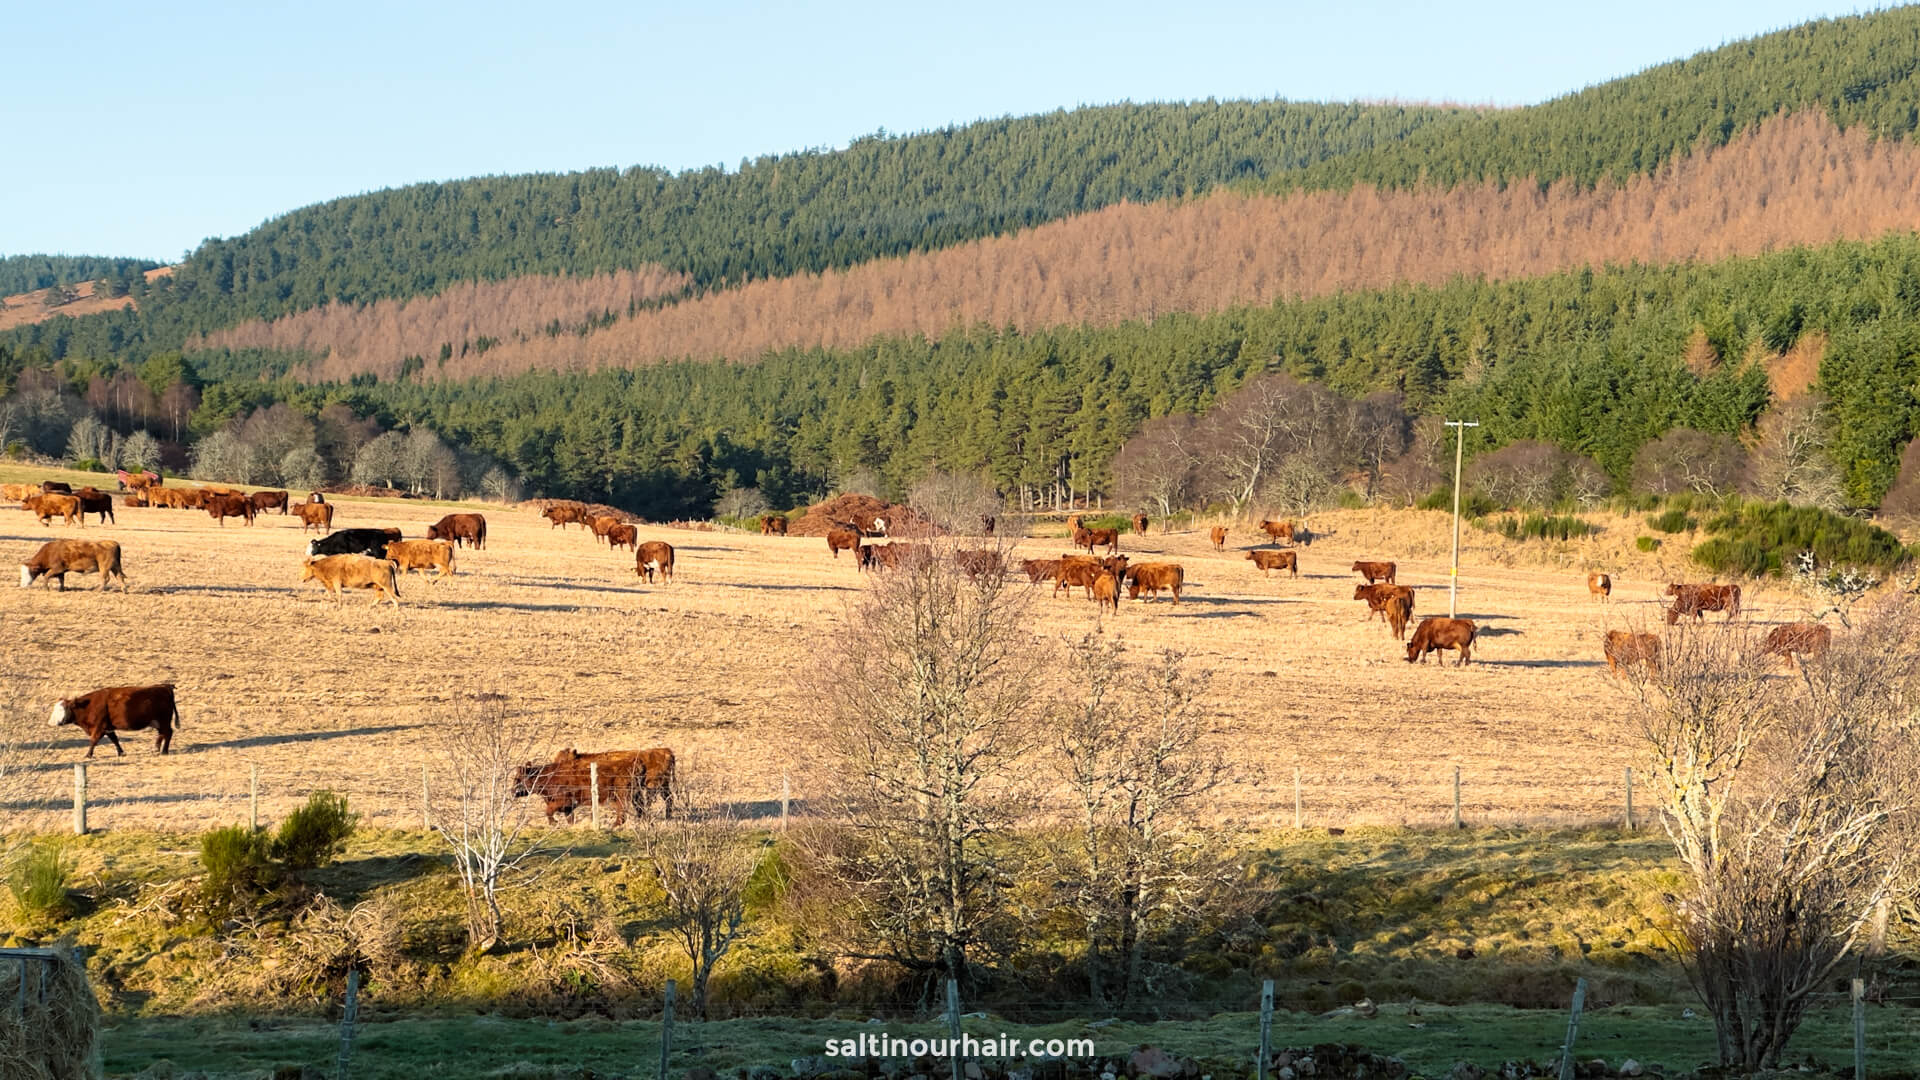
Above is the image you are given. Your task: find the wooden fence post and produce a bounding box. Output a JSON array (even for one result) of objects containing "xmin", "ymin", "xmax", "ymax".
[
  {"xmin": 590, "ymin": 761, "xmax": 601, "ymax": 830},
  {"xmin": 1556, "ymin": 977, "xmax": 1587, "ymax": 1080},
  {"xmin": 1623, "ymin": 767, "xmax": 1634, "ymax": 831},
  {"xmin": 336, "ymin": 967, "xmax": 361, "ymax": 1080},
  {"xmin": 249, "ymin": 763, "xmax": 259, "ymax": 831},
  {"xmin": 1853, "ymin": 977, "xmax": 1866, "ymax": 1080},
  {"xmin": 1451, "ymin": 766, "xmax": 1462, "ymax": 829},
  {"xmin": 946, "ymin": 978, "xmax": 964, "ymax": 1080},
  {"xmin": 421, "ymin": 764, "xmax": 431, "ymax": 831},
  {"xmin": 1292, "ymin": 768, "xmax": 1302, "ymax": 829},
  {"xmin": 72, "ymin": 763, "xmax": 87, "ymax": 836},
  {"xmin": 659, "ymin": 979, "xmax": 676, "ymax": 1080},
  {"xmin": 781, "ymin": 774, "xmax": 791, "ymax": 832},
  {"xmin": 1257, "ymin": 979, "xmax": 1274, "ymax": 1080}
]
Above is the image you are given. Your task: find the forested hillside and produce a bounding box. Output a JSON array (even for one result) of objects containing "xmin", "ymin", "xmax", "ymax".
[
  {"xmin": 17, "ymin": 7, "xmax": 1920, "ymax": 365},
  {"xmin": 0, "ymin": 255, "xmax": 160, "ymax": 298}
]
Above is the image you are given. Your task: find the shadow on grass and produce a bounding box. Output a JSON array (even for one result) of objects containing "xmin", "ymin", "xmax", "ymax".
[{"xmin": 191, "ymin": 723, "xmax": 420, "ymax": 752}]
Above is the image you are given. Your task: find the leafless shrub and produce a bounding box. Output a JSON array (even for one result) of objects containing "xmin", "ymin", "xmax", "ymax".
[
  {"xmin": 1377, "ymin": 416, "xmax": 1449, "ymax": 506},
  {"xmin": 1744, "ymin": 397, "xmax": 1844, "ymax": 510},
  {"xmin": 1112, "ymin": 415, "xmax": 1201, "ymax": 518},
  {"xmin": 1618, "ymin": 607, "xmax": 1920, "ymax": 1069},
  {"xmin": 908, "ymin": 470, "xmax": 1001, "ymax": 535},
  {"xmin": 1632, "ymin": 428, "xmax": 1746, "ymax": 498},
  {"xmin": 637, "ymin": 769, "xmax": 763, "ymax": 1019},
  {"xmin": 715, "ymin": 486, "xmax": 770, "ymax": 521},
  {"xmin": 1051, "ymin": 634, "xmax": 1237, "ymax": 1006},
  {"xmin": 1194, "ymin": 374, "xmax": 1350, "ymax": 512},
  {"xmin": 800, "ymin": 552, "xmax": 1041, "ymax": 987},
  {"xmin": 1467, "ymin": 440, "xmax": 1609, "ymax": 508},
  {"xmin": 427, "ymin": 693, "xmax": 557, "ymax": 952}
]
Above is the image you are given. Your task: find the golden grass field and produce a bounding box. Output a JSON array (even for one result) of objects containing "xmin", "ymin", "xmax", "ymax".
[{"xmin": 0, "ymin": 472, "xmax": 1815, "ymax": 834}]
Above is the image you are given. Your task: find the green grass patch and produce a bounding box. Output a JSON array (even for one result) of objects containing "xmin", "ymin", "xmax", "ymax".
[{"xmin": 1480, "ymin": 514, "xmax": 1596, "ymax": 542}]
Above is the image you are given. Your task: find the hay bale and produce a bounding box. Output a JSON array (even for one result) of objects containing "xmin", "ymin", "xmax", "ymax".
[{"xmin": 0, "ymin": 948, "xmax": 101, "ymax": 1080}]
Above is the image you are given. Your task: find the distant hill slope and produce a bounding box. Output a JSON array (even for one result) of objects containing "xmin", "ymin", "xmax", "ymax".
[
  {"xmin": 23, "ymin": 7, "xmax": 1920, "ymax": 363},
  {"xmin": 0, "ymin": 255, "xmax": 161, "ymax": 297},
  {"xmin": 199, "ymin": 112, "xmax": 1920, "ymax": 381}
]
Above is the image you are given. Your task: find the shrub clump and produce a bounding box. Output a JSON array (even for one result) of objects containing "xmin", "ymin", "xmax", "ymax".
[
  {"xmin": 7, "ymin": 841, "xmax": 74, "ymax": 923},
  {"xmin": 1692, "ymin": 499, "xmax": 1912, "ymax": 577},
  {"xmin": 1636, "ymin": 536, "xmax": 1661, "ymax": 553},
  {"xmin": 1489, "ymin": 514, "xmax": 1595, "ymax": 541},
  {"xmin": 199, "ymin": 826, "xmax": 279, "ymax": 922},
  {"xmin": 272, "ymin": 790, "xmax": 357, "ymax": 872},
  {"xmin": 1647, "ymin": 508, "xmax": 1695, "ymax": 533}
]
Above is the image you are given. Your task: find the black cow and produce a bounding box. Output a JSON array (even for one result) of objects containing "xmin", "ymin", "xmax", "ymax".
[{"xmin": 307, "ymin": 528, "xmax": 403, "ymax": 558}]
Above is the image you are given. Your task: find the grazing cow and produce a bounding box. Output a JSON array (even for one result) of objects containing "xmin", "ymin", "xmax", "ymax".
[
  {"xmin": 39, "ymin": 481, "xmax": 72, "ymax": 495},
  {"xmin": 542, "ymin": 503, "xmax": 589, "ymax": 529},
  {"xmin": 605, "ymin": 523, "xmax": 638, "ymax": 551},
  {"xmin": 300, "ymin": 554, "xmax": 402, "ymax": 607},
  {"xmin": 384, "ymin": 540, "xmax": 456, "ymax": 583},
  {"xmin": 1246, "ymin": 550, "xmax": 1298, "ymax": 578},
  {"xmin": 296, "ymin": 501, "xmax": 335, "ymax": 534},
  {"xmin": 308, "ymin": 528, "xmax": 404, "ymax": 558},
  {"xmin": 427, "ymin": 513, "xmax": 488, "ymax": 549},
  {"xmin": 1589, "ymin": 572, "xmax": 1612, "ymax": 602},
  {"xmin": 826, "ymin": 528, "xmax": 861, "ymax": 559},
  {"xmin": 1092, "ymin": 570, "xmax": 1120, "ymax": 613},
  {"xmin": 867, "ymin": 542, "xmax": 930, "ymax": 571},
  {"xmin": 1603, "ymin": 631, "xmax": 1661, "ymax": 676},
  {"xmin": 70, "ymin": 488, "xmax": 115, "ymax": 525},
  {"xmin": 588, "ymin": 514, "xmax": 623, "ymax": 544},
  {"xmin": 49, "ymin": 683, "xmax": 178, "ymax": 757},
  {"xmin": 1066, "ymin": 514, "xmax": 1083, "ymax": 532},
  {"xmin": 1021, "ymin": 558, "xmax": 1060, "ymax": 584},
  {"xmin": 1132, "ymin": 513, "xmax": 1149, "ymax": 534},
  {"xmin": 143, "ymin": 486, "xmax": 192, "ymax": 509},
  {"xmin": 1406, "ymin": 618, "xmax": 1477, "ymax": 665},
  {"xmin": 122, "ymin": 491, "xmax": 147, "ymax": 508},
  {"xmin": 1209, "ymin": 526, "xmax": 1228, "ymax": 550},
  {"xmin": 20, "ymin": 539, "xmax": 127, "ymax": 591},
  {"xmin": 513, "ymin": 747, "xmax": 675, "ymax": 824},
  {"xmin": 24, "ymin": 493, "xmax": 81, "ymax": 526},
  {"xmin": 1054, "ymin": 559, "xmax": 1105, "ymax": 599},
  {"xmin": 1762, "ymin": 622, "xmax": 1832, "ymax": 666},
  {"xmin": 1, "ymin": 482, "xmax": 38, "ymax": 502},
  {"xmin": 761, "ymin": 514, "xmax": 788, "ymax": 535},
  {"xmin": 1352, "ymin": 560, "xmax": 1396, "ymax": 584},
  {"xmin": 1259, "ymin": 519, "xmax": 1295, "ymax": 545},
  {"xmin": 1073, "ymin": 527, "xmax": 1120, "ymax": 556},
  {"xmin": 1664, "ymin": 583, "xmax": 1742, "ymax": 624},
  {"xmin": 1354, "ymin": 583, "xmax": 1416, "ymax": 621},
  {"xmin": 249, "ymin": 489, "xmax": 291, "ymax": 515},
  {"xmin": 1383, "ymin": 594, "xmax": 1412, "ymax": 640},
  {"xmin": 307, "ymin": 491, "xmax": 326, "ymax": 503},
  {"xmin": 636, "ymin": 540, "xmax": 675, "ymax": 583},
  {"xmin": 1125, "ymin": 562, "xmax": 1184, "ymax": 603},
  {"xmin": 115, "ymin": 469, "xmax": 160, "ymax": 492},
  {"xmin": 954, "ymin": 549, "xmax": 1002, "ymax": 580},
  {"xmin": 205, "ymin": 493, "xmax": 255, "ymax": 527}
]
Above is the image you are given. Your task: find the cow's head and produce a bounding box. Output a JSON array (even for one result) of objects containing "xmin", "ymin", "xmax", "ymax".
[
  {"xmin": 48, "ymin": 699, "xmax": 75, "ymax": 728},
  {"xmin": 305, "ymin": 539, "xmax": 322, "ymax": 557},
  {"xmin": 299, "ymin": 557, "xmax": 320, "ymax": 583},
  {"xmin": 19, "ymin": 564, "xmax": 36, "ymax": 588},
  {"xmin": 426, "ymin": 525, "xmax": 443, "ymax": 540},
  {"xmin": 1665, "ymin": 583, "xmax": 1683, "ymax": 596},
  {"xmin": 510, "ymin": 764, "xmax": 541, "ymax": 797}
]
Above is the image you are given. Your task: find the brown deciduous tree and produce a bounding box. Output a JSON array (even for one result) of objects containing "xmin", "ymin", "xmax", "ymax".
[
  {"xmin": 1112, "ymin": 414, "xmax": 1202, "ymax": 518},
  {"xmin": 1744, "ymin": 397, "xmax": 1843, "ymax": 509},
  {"xmin": 1632, "ymin": 428, "xmax": 1747, "ymax": 497}
]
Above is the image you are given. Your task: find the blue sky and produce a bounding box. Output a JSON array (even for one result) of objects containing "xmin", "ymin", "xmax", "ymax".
[{"xmin": 2, "ymin": 1, "xmax": 1869, "ymax": 261}]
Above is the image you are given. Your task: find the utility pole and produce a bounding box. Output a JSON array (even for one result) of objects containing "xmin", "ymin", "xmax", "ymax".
[{"xmin": 1445, "ymin": 419, "xmax": 1479, "ymax": 618}]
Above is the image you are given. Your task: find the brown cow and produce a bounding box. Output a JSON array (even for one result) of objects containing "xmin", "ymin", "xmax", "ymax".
[
  {"xmin": 1354, "ymin": 583, "xmax": 1416, "ymax": 621},
  {"xmin": 1, "ymin": 482, "xmax": 38, "ymax": 503},
  {"xmin": 1246, "ymin": 550, "xmax": 1298, "ymax": 578},
  {"xmin": 541, "ymin": 502, "xmax": 589, "ymax": 529},
  {"xmin": 24, "ymin": 493, "xmax": 81, "ymax": 526},
  {"xmin": 300, "ymin": 554, "xmax": 401, "ymax": 606},
  {"xmin": 1762, "ymin": 622, "xmax": 1832, "ymax": 666},
  {"xmin": 1588, "ymin": 572, "xmax": 1612, "ymax": 602},
  {"xmin": 636, "ymin": 540, "xmax": 675, "ymax": 583},
  {"xmin": 1092, "ymin": 571, "xmax": 1120, "ymax": 613},
  {"xmin": 115, "ymin": 469, "xmax": 160, "ymax": 492},
  {"xmin": 761, "ymin": 514, "xmax": 788, "ymax": 535},
  {"xmin": 427, "ymin": 513, "xmax": 488, "ymax": 549},
  {"xmin": 605, "ymin": 523, "xmax": 638, "ymax": 551},
  {"xmin": 249, "ymin": 489, "xmax": 291, "ymax": 515},
  {"xmin": 1131, "ymin": 513, "xmax": 1149, "ymax": 534},
  {"xmin": 143, "ymin": 486, "xmax": 192, "ymax": 509},
  {"xmin": 1406, "ymin": 618, "xmax": 1476, "ymax": 665},
  {"xmin": 1125, "ymin": 562, "xmax": 1184, "ymax": 603},
  {"xmin": 1664, "ymin": 583, "xmax": 1742, "ymax": 624},
  {"xmin": 1054, "ymin": 559, "xmax": 1104, "ymax": 598},
  {"xmin": 588, "ymin": 514, "xmax": 623, "ymax": 544},
  {"xmin": 1066, "ymin": 514, "xmax": 1083, "ymax": 532},
  {"xmin": 72, "ymin": 488, "xmax": 114, "ymax": 525},
  {"xmin": 1021, "ymin": 558, "xmax": 1060, "ymax": 584},
  {"xmin": 1073, "ymin": 527, "xmax": 1119, "ymax": 556},
  {"xmin": 1209, "ymin": 525, "xmax": 1227, "ymax": 550},
  {"xmin": 1353, "ymin": 560, "xmax": 1396, "ymax": 584},
  {"xmin": 1259, "ymin": 519, "xmax": 1295, "ymax": 545},
  {"xmin": 827, "ymin": 528, "xmax": 860, "ymax": 559},
  {"xmin": 20, "ymin": 539, "xmax": 127, "ymax": 591},
  {"xmin": 867, "ymin": 542, "xmax": 930, "ymax": 571},
  {"xmin": 205, "ymin": 493, "xmax": 255, "ymax": 526},
  {"xmin": 1603, "ymin": 630, "xmax": 1661, "ymax": 676},
  {"xmin": 954, "ymin": 549, "xmax": 1002, "ymax": 580},
  {"xmin": 1383, "ymin": 594, "xmax": 1412, "ymax": 640},
  {"xmin": 296, "ymin": 501, "xmax": 335, "ymax": 533},
  {"xmin": 512, "ymin": 747, "xmax": 676, "ymax": 825},
  {"xmin": 39, "ymin": 481, "xmax": 72, "ymax": 494},
  {"xmin": 48, "ymin": 683, "xmax": 178, "ymax": 757},
  {"xmin": 385, "ymin": 540, "xmax": 456, "ymax": 583}
]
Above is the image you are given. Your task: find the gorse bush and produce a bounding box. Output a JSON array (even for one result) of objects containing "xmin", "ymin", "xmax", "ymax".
[
  {"xmin": 1692, "ymin": 500, "xmax": 1912, "ymax": 577},
  {"xmin": 199, "ymin": 825, "xmax": 278, "ymax": 922},
  {"xmin": 1648, "ymin": 508, "xmax": 1696, "ymax": 533},
  {"xmin": 1637, "ymin": 536, "xmax": 1661, "ymax": 552},
  {"xmin": 8, "ymin": 841, "xmax": 73, "ymax": 923},
  {"xmin": 272, "ymin": 790, "xmax": 357, "ymax": 872},
  {"xmin": 1490, "ymin": 514, "xmax": 1595, "ymax": 542}
]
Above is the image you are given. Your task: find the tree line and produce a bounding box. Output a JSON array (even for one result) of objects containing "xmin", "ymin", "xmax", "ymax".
[{"xmin": 0, "ymin": 255, "xmax": 160, "ymax": 298}]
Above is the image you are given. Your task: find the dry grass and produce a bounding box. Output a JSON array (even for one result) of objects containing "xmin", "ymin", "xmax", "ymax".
[{"xmin": 0, "ymin": 477, "xmax": 1819, "ymax": 835}]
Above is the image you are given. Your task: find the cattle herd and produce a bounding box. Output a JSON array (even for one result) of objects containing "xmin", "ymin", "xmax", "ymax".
[{"xmin": 11, "ymin": 476, "xmax": 1825, "ymax": 826}]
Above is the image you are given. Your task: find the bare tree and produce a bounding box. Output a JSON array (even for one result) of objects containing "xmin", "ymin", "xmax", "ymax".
[
  {"xmin": 350, "ymin": 431, "xmax": 407, "ymax": 489},
  {"xmin": 190, "ymin": 429, "xmax": 251, "ymax": 483},
  {"xmin": 715, "ymin": 486, "xmax": 770, "ymax": 522},
  {"xmin": 429, "ymin": 694, "xmax": 555, "ymax": 952},
  {"xmin": 638, "ymin": 771, "xmax": 762, "ymax": 1020},
  {"xmin": 1467, "ymin": 440, "xmax": 1609, "ymax": 509},
  {"xmin": 1195, "ymin": 375, "xmax": 1350, "ymax": 513},
  {"xmin": 908, "ymin": 470, "xmax": 1001, "ymax": 534},
  {"xmin": 1347, "ymin": 391, "xmax": 1412, "ymax": 502},
  {"xmin": 1618, "ymin": 610, "xmax": 1920, "ymax": 1069},
  {"xmin": 64, "ymin": 414, "xmax": 115, "ymax": 467},
  {"xmin": 1052, "ymin": 635, "xmax": 1227, "ymax": 1006},
  {"xmin": 1745, "ymin": 397, "xmax": 1843, "ymax": 510},
  {"xmin": 1632, "ymin": 428, "xmax": 1746, "ymax": 498},
  {"xmin": 480, "ymin": 465, "xmax": 524, "ymax": 502},
  {"xmin": 278, "ymin": 445, "xmax": 329, "ymax": 490},
  {"xmin": 120, "ymin": 430, "xmax": 163, "ymax": 473},
  {"xmin": 1112, "ymin": 414, "xmax": 1202, "ymax": 519},
  {"xmin": 801, "ymin": 550, "xmax": 1040, "ymax": 987},
  {"xmin": 1378, "ymin": 417, "xmax": 1449, "ymax": 506}
]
